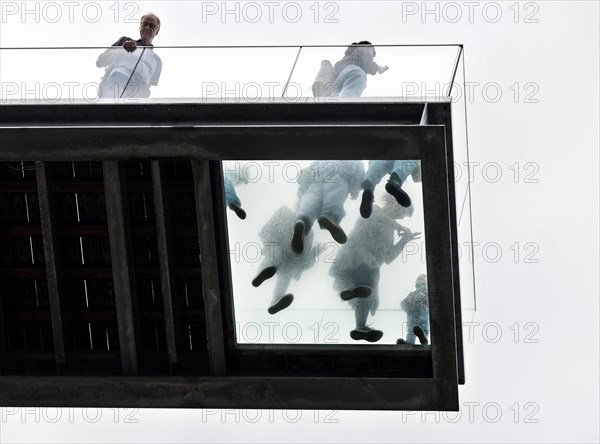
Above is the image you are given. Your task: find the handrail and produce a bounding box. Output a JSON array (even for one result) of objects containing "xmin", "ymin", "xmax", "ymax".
[{"xmin": 1, "ymin": 44, "xmax": 464, "ymax": 50}]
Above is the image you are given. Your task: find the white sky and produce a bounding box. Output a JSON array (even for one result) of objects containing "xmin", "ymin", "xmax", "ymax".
[{"xmin": 0, "ymin": 1, "xmax": 599, "ymax": 443}]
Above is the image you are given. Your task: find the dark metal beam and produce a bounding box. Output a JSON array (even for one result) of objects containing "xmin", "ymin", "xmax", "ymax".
[
  {"xmin": 0, "ymin": 375, "xmax": 457, "ymax": 410},
  {"xmin": 35, "ymin": 163, "xmax": 67, "ymax": 374},
  {"xmin": 192, "ymin": 161, "xmax": 226, "ymax": 376},
  {"xmin": 0, "ymin": 126, "xmax": 444, "ymax": 161},
  {"xmin": 0, "ymin": 102, "xmax": 426, "ymax": 128},
  {"xmin": 420, "ymin": 124, "xmax": 459, "ymax": 408},
  {"xmin": 427, "ymin": 102, "xmax": 466, "ymax": 385},
  {"xmin": 102, "ymin": 161, "xmax": 139, "ymax": 376},
  {"xmin": 151, "ymin": 161, "xmax": 180, "ymax": 372},
  {"xmin": 208, "ymin": 162, "xmax": 237, "ymax": 356}
]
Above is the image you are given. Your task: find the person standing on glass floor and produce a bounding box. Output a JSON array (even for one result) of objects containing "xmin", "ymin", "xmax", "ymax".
[
  {"xmin": 332, "ymin": 41, "xmax": 389, "ymax": 97},
  {"xmin": 291, "ymin": 160, "xmax": 364, "ymax": 254},
  {"xmin": 96, "ymin": 13, "xmax": 162, "ymax": 99},
  {"xmin": 360, "ymin": 160, "xmax": 422, "ymax": 218},
  {"xmin": 223, "ymin": 171, "xmax": 248, "ymax": 220},
  {"xmin": 329, "ymin": 194, "xmax": 421, "ymax": 342},
  {"xmin": 252, "ymin": 206, "xmax": 319, "ymax": 315},
  {"xmin": 397, "ymin": 274, "xmax": 430, "ymax": 346}
]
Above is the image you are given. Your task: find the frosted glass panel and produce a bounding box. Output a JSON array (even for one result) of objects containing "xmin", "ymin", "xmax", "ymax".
[{"xmin": 223, "ymin": 160, "xmax": 430, "ymax": 346}]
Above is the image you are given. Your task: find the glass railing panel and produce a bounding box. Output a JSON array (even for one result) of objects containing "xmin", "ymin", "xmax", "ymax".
[
  {"xmin": 285, "ymin": 45, "xmax": 460, "ymax": 99},
  {"xmin": 1, "ymin": 48, "xmax": 107, "ymax": 103},
  {"xmin": 149, "ymin": 47, "xmax": 299, "ymax": 99},
  {"xmin": 0, "ymin": 47, "xmax": 301, "ymax": 102},
  {"xmin": 1, "ymin": 45, "xmax": 462, "ymax": 103},
  {"xmin": 448, "ymin": 48, "xmax": 476, "ymax": 313}
]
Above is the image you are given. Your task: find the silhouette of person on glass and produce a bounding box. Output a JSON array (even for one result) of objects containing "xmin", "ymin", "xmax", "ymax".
[
  {"xmin": 329, "ymin": 194, "xmax": 421, "ymax": 342},
  {"xmin": 291, "ymin": 161, "xmax": 364, "ymax": 254},
  {"xmin": 360, "ymin": 160, "xmax": 421, "ymax": 218},
  {"xmin": 252, "ymin": 206, "xmax": 319, "ymax": 314},
  {"xmin": 96, "ymin": 13, "xmax": 162, "ymax": 99},
  {"xmin": 223, "ymin": 169, "xmax": 248, "ymax": 220},
  {"xmin": 397, "ymin": 274, "xmax": 430, "ymax": 345}
]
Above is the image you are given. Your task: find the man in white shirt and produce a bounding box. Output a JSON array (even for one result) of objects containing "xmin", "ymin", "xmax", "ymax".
[{"xmin": 96, "ymin": 13, "xmax": 162, "ymax": 99}]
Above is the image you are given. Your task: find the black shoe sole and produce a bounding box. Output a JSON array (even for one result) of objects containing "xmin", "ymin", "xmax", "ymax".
[
  {"xmin": 229, "ymin": 202, "xmax": 247, "ymax": 219},
  {"xmin": 413, "ymin": 325, "xmax": 429, "ymax": 345},
  {"xmin": 360, "ymin": 188, "xmax": 374, "ymax": 218},
  {"xmin": 291, "ymin": 221, "xmax": 305, "ymax": 254},
  {"xmin": 318, "ymin": 216, "xmax": 347, "ymax": 244},
  {"xmin": 340, "ymin": 286, "xmax": 372, "ymax": 301},
  {"xmin": 268, "ymin": 294, "xmax": 294, "ymax": 315},
  {"xmin": 350, "ymin": 329, "xmax": 383, "ymax": 342},
  {"xmin": 385, "ymin": 180, "xmax": 411, "ymax": 207},
  {"xmin": 252, "ymin": 266, "xmax": 277, "ymax": 287}
]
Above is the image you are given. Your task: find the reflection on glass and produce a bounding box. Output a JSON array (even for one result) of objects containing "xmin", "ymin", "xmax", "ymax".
[{"xmin": 223, "ymin": 160, "xmax": 429, "ymax": 346}]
